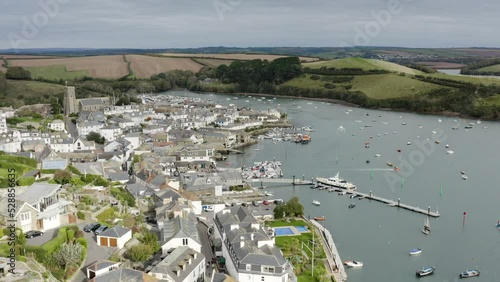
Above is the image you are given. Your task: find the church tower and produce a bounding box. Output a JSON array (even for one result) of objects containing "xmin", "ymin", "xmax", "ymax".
[{"xmin": 63, "ymin": 85, "xmax": 77, "ymax": 115}]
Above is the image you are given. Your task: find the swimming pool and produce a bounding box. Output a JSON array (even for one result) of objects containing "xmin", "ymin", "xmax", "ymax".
[
  {"xmin": 296, "ymin": 226, "xmax": 308, "ymax": 232},
  {"xmin": 274, "ymin": 227, "xmax": 294, "ymax": 236}
]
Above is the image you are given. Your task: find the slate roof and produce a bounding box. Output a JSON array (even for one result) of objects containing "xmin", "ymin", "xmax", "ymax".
[
  {"xmin": 99, "ymin": 226, "xmax": 131, "ymax": 238},
  {"xmin": 17, "ymin": 183, "xmax": 61, "ymax": 206},
  {"xmin": 161, "ymin": 215, "xmax": 200, "ymax": 245},
  {"xmin": 215, "ymin": 206, "xmax": 287, "ymax": 269},
  {"xmin": 87, "ymin": 260, "xmax": 121, "ymax": 271},
  {"xmin": 89, "ymin": 267, "xmax": 158, "ymax": 282},
  {"xmin": 148, "ymin": 246, "xmax": 204, "ymax": 282}
]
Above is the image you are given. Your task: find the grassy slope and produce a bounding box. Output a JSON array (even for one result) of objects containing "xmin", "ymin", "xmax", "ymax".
[
  {"xmin": 482, "ymin": 95, "xmax": 500, "ymax": 106},
  {"xmin": 428, "ymin": 73, "xmax": 500, "ymax": 86},
  {"xmin": 477, "ymin": 64, "xmax": 500, "ymax": 72},
  {"xmin": 351, "ymin": 74, "xmax": 444, "ymax": 99},
  {"xmin": 24, "ymin": 65, "xmax": 88, "ymax": 81},
  {"xmin": 193, "ymin": 58, "xmax": 234, "ymax": 67},
  {"xmin": 303, "ymin": 58, "xmax": 422, "ymax": 75},
  {"xmin": 3, "ymin": 80, "xmax": 65, "ymax": 107},
  {"xmin": 282, "ymin": 74, "xmax": 331, "ymax": 90}
]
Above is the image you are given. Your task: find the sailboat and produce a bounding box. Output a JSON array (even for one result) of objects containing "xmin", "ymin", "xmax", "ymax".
[{"xmin": 422, "ymin": 216, "xmax": 430, "ymax": 235}]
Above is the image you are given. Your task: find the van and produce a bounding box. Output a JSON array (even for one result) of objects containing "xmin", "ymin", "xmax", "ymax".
[{"xmin": 252, "ymin": 201, "xmax": 260, "ymax": 207}]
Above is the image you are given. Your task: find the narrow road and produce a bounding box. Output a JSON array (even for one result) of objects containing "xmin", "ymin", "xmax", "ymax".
[{"xmin": 197, "ymin": 221, "xmax": 215, "ymax": 281}]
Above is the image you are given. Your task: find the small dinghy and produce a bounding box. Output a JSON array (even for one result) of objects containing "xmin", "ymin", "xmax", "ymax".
[
  {"xmin": 348, "ymin": 203, "xmax": 356, "ymax": 209},
  {"xmin": 416, "ymin": 266, "xmax": 435, "ymax": 277},
  {"xmin": 409, "ymin": 248, "xmax": 422, "ymax": 255},
  {"xmin": 459, "ymin": 269, "xmax": 480, "ymax": 278},
  {"xmin": 344, "ymin": 260, "xmax": 363, "ymax": 267}
]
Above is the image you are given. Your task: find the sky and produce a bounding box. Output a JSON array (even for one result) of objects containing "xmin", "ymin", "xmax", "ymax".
[{"xmin": 1, "ymin": 0, "xmax": 499, "ymax": 49}]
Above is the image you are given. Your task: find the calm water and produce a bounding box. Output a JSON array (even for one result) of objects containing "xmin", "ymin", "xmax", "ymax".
[{"xmin": 169, "ymin": 90, "xmax": 500, "ymax": 282}]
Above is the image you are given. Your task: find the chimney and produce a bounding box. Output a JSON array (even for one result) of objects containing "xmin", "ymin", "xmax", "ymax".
[{"xmin": 250, "ymin": 233, "xmax": 254, "ymax": 240}]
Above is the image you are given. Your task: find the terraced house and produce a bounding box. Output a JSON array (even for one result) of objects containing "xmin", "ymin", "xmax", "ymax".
[{"xmin": 214, "ymin": 206, "xmax": 295, "ymax": 282}]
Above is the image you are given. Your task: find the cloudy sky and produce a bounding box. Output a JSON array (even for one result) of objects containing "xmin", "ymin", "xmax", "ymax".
[{"xmin": 1, "ymin": 0, "xmax": 498, "ymax": 49}]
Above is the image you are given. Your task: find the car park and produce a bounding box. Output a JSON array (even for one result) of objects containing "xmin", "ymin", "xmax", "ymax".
[
  {"xmin": 83, "ymin": 222, "xmax": 101, "ymax": 233},
  {"xmin": 25, "ymin": 230, "xmax": 43, "ymax": 238}
]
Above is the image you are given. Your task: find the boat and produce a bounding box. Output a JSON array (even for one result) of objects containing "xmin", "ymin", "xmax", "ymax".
[
  {"xmin": 445, "ymin": 144, "xmax": 450, "ymax": 148},
  {"xmin": 338, "ymin": 191, "xmax": 347, "ymax": 195},
  {"xmin": 387, "ymin": 203, "xmax": 397, "ymax": 207},
  {"xmin": 348, "ymin": 203, "xmax": 356, "ymax": 209},
  {"xmin": 409, "ymin": 248, "xmax": 422, "ymax": 255},
  {"xmin": 387, "ymin": 162, "xmax": 393, "ymax": 167},
  {"xmin": 312, "ymin": 200, "xmax": 321, "ymax": 206},
  {"xmin": 344, "ymin": 261, "xmax": 363, "ymax": 267},
  {"xmin": 374, "ymin": 153, "xmax": 381, "ymax": 157},
  {"xmin": 422, "ymin": 216, "xmax": 430, "ymax": 235},
  {"xmin": 497, "ymin": 220, "xmax": 500, "ymax": 228},
  {"xmin": 435, "ymin": 140, "xmax": 441, "ymax": 144},
  {"xmin": 459, "ymin": 269, "xmax": 480, "ymax": 278},
  {"xmin": 316, "ymin": 173, "xmax": 356, "ymax": 190},
  {"xmin": 447, "ymin": 150, "xmax": 455, "ymax": 154},
  {"xmin": 416, "ymin": 266, "xmax": 435, "ymax": 277},
  {"xmin": 461, "ymin": 171, "xmax": 466, "ymax": 175},
  {"xmin": 313, "ymin": 216, "xmax": 326, "ymax": 221},
  {"xmin": 264, "ymin": 192, "xmax": 273, "ymax": 196},
  {"xmin": 452, "ymin": 126, "xmax": 459, "ymax": 130},
  {"xmin": 407, "ymin": 141, "xmax": 412, "ymax": 145},
  {"xmin": 462, "ymin": 175, "xmax": 468, "ymax": 180}
]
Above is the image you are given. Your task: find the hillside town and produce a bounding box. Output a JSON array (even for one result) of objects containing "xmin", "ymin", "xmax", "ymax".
[{"xmin": 0, "ymin": 87, "xmax": 300, "ymax": 282}]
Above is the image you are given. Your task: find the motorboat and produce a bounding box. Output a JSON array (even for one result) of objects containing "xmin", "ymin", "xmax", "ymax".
[
  {"xmin": 416, "ymin": 266, "xmax": 435, "ymax": 277},
  {"xmin": 316, "ymin": 173, "xmax": 356, "ymax": 190},
  {"xmin": 409, "ymin": 248, "xmax": 422, "ymax": 255},
  {"xmin": 447, "ymin": 150, "xmax": 455, "ymax": 154},
  {"xmin": 445, "ymin": 144, "xmax": 450, "ymax": 148},
  {"xmin": 264, "ymin": 192, "xmax": 273, "ymax": 196},
  {"xmin": 407, "ymin": 141, "xmax": 412, "ymax": 145},
  {"xmin": 459, "ymin": 269, "xmax": 480, "ymax": 278},
  {"xmin": 312, "ymin": 200, "xmax": 321, "ymax": 206},
  {"xmin": 374, "ymin": 153, "xmax": 381, "ymax": 157},
  {"xmin": 338, "ymin": 191, "xmax": 347, "ymax": 195},
  {"xmin": 496, "ymin": 220, "xmax": 500, "ymax": 228},
  {"xmin": 344, "ymin": 261, "xmax": 363, "ymax": 267},
  {"xmin": 387, "ymin": 162, "xmax": 393, "ymax": 167},
  {"xmin": 461, "ymin": 171, "xmax": 466, "ymax": 175},
  {"xmin": 422, "ymin": 216, "xmax": 430, "ymax": 235},
  {"xmin": 462, "ymin": 175, "xmax": 468, "ymax": 180},
  {"xmin": 313, "ymin": 216, "xmax": 326, "ymax": 221},
  {"xmin": 348, "ymin": 203, "xmax": 356, "ymax": 209}
]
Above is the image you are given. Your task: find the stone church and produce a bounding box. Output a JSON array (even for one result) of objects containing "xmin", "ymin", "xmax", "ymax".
[{"xmin": 63, "ymin": 86, "xmax": 111, "ymax": 115}]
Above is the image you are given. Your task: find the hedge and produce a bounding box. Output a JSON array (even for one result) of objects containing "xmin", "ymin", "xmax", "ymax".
[
  {"xmin": 41, "ymin": 227, "xmax": 67, "ymax": 253},
  {"xmin": 67, "ymin": 230, "xmax": 75, "ymax": 242},
  {"xmin": 16, "ymin": 176, "xmax": 36, "ymax": 186},
  {"xmin": 77, "ymin": 211, "xmax": 85, "ymax": 220}
]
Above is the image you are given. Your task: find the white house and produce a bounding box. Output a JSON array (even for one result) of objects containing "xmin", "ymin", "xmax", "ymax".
[
  {"xmin": 49, "ymin": 137, "xmax": 74, "ymax": 153},
  {"xmin": 99, "ymin": 125, "xmax": 122, "ymax": 142},
  {"xmin": 0, "ymin": 112, "xmax": 8, "ymax": 134},
  {"xmin": 73, "ymin": 137, "xmax": 96, "ymax": 151},
  {"xmin": 16, "ymin": 183, "xmax": 73, "ymax": 231},
  {"xmin": 214, "ymin": 206, "xmax": 295, "ymax": 282},
  {"xmin": 160, "ymin": 215, "xmax": 201, "ymax": 254},
  {"xmin": 148, "ymin": 246, "xmax": 205, "ymax": 282},
  {"xmin": 177, "ymin": 146, "xmax": 214, "ymax": 162},
  {"xmin": 86, "ymin": 260, "xmax": 121, "ymax": 280},
  {"xmin": 77, "ymin": 121, "xmax": 105, "ymax": 137},
  {"xmin": 48, "ymin": 119, "xmax": 65, "ymax": 131},
  {"xmin": 97, "ymin": 226, "xmax": 132, "ymax": 249}
]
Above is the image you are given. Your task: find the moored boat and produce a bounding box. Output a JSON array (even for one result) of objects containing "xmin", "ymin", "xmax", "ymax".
[
  {"xmin": 462, "ymin": 174, "xmax": 468, "ymax": 180},
  {"xmin": 312, "ymin": 200, "xmax": 320, "ymax": 206},
  {"xmin": 459, "ymin": 269, "xmax": 480, "ymax": 278},
  {"xmin": 348, "ymin": 203, "xmax": 356, "ymax": 209},
  {"xmin": 409, "ymin": 248, "xmax": 422, "ymax": 255},
  {"xmin": 416, "ymin": 266, "xmax": 435, "ymax": 277},
  {"xmin": 316, "ymin": 172, "xmax": 356, "ymax": 190},
  {"xmin": 344, "ymin": 260, "xmax": 363, "ymax": 267},
  {"xmin": 422, "ymin": 216, "xmax": 430, "ymax": 235},
  {"xmin": 313, "ymin": 216, "xmax": 326, "ymax": 221}
]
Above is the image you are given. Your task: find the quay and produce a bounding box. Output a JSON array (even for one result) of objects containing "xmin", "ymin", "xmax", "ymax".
[
  {"xmin": 249, "ymin": 178, "xmax": 313, "ymax": 185},
  {"xmin": 306, "ymin": 216, "xmax": 348, "ymax": 282}
]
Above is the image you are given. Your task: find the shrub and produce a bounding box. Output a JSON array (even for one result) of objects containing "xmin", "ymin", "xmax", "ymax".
[
  {"xmin": 67, "ymin": 165, "xmax": 82, "ymax": 176},
  {"xmin": 77, "ymin": 211, "xmax": 85, "ymax": 220},
  {"xmin": 16, "ymin": 176, "xmax": 36, "ymax": 186},
  {"xmin": 53, "ymin": 170, "xmax": 73, "ymax": 184},
  {"xmin": 125, "ymin": 244, "xmax": 153, "ymax": 262},
  {"xmin": 41, "ymin": 228, "xmax": 67, "ymax": 253},
  {"xmin": 96, "ymin": 208, "xmax": 115, "ymax": 223},
  {"xmin": 67, "ymin": 230, "xmax": 75, "ymax": 242},
  {"xmin": 75, "ymin": 230, "xmax": 84, "ymax": 239},
  {"xmin": 76, "ymin": 237, "xmax": 87, "ymax": 249}
]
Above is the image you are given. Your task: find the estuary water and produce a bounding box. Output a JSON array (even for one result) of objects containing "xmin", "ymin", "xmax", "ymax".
[{"xmin": 169, "ymin": 90, "xmax": 500, "ymax": 282}]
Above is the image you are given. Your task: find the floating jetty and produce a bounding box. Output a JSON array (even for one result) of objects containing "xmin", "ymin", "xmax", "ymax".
[
  {"xmin": 350, "ymin": 190, "xmax": 439, "ymax": 217},
  {"xmin": 249, "ymin": 178, "xmax": 313, "ymax": 185}
]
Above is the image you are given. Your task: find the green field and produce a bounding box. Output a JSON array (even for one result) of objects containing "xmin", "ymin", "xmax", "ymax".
[
  {"xmin": 351, "ymin": 74, "xmax": 444, "ymax": 99},
  {"xmin": 303, "ymin": 57, "xmax": 422, "ymax": 75},
  {"xmin": 24, "ymin": 65, "xmax": 88, "ymax": 81},
  {"xmin": 282, "ymin": 74, "xmax": 333, "ymax": 89},
  {"xmin": 428, "ymin": 73, "xmax": 500, "ymax": 86},
  {"xmin": 482, "ymin": 95, "xmax": 500, "ymax": 106},
  {"xmin": 193, "ymin": 58, "xmax": 234, "ymax": 67},
  {"xmin": 477, "ymin": 64, "xmax": 500, "ymax": 72}
]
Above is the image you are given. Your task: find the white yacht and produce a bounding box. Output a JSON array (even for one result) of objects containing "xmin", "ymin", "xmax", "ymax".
[{"xmin": 316, "ymin": 173, "xmax": 356, "ymax": 190}]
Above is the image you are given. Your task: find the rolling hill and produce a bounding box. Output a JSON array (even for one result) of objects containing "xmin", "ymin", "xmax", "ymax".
[{"xmin": 303, "ymin": 58, "xmax": 422, "ymax": 75}]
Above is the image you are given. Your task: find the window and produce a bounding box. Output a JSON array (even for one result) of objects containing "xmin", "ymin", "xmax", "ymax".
[
  {"xmin": 261, "ymin": 277, "xmax": 265, "ymax": 281},
  {"xmin": 20, "ymin": 212, "xmax": 31, "ymax": 221},
  {"xmin": 262, "ymin": 266, "xmax": 274, "ymax": 274},
  {"xmin": 183, "ymin": 238, "xmax": 188, "ymax": 245},
  {"xmin": 246, "ymin": 264, "xmax": 251, "ymax": 271}
]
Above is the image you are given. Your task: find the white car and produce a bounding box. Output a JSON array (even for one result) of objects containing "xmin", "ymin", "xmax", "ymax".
[{"xmin": 205, "ymin": 206, "xmax": 214, "ymax": 212}]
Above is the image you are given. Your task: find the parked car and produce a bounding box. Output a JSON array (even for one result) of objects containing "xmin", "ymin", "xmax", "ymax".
[
  {"xmin": 93, "ymin": 225, "xmax": 108, "ymax": 235},
  {"xmin": 25, "ymin": 230, "xmax": 43, "ymax": 238},
  {"xmin": 241, "ymin": 202, "xmax": 248, "ymax": 207},
  {"xmin": 263, "ymin": 200, "xmax": 270, "ymax": 205},
  {"xmin": 205, "ymin": 206, "xmax": 214, "ymax": 212},
  {"xmin": 110, "ymin": 200, "xmax": 119, "ymax": 206},
  {"xmin": 83, "ymin": 222, "xmax": 101, "ymax": 233},
  {"xmin": 252, "ymin": 201, "xmax": 260, "ymax": 207}
]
